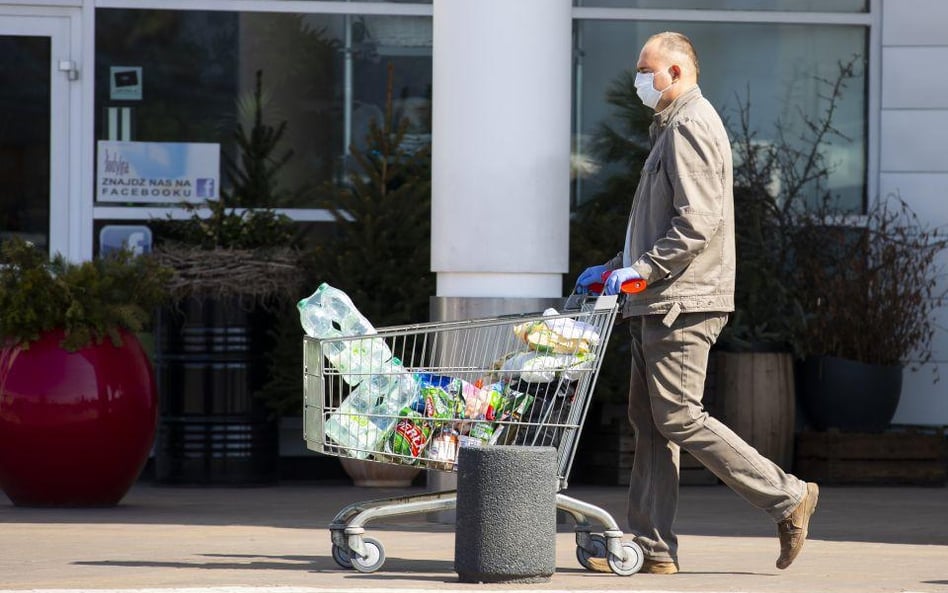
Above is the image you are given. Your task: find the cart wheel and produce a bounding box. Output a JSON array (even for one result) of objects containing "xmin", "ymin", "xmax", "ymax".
[
  {"xmin": 575, "ymin": 533, "xmax": 607, "ymax": 570},
  {"xmin": 331, "ymin": 543, "xmax": 353, "ymax": 569},
  {"xmin": 607, "ymin": 541, "xmax": 645, "ymax": 576},
  {"xmin": 350, "ymin": 537, "xmax": 386, "ymax": 573}
]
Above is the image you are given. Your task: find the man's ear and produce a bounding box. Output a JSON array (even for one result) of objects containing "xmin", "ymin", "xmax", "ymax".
[{"xmin": 671, "ymin": 64, "xmax": 682, "ymax": 81}]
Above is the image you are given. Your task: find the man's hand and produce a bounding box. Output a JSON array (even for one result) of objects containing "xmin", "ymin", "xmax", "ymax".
[
  {"xmin": 604, "ymin": 267, "xmax": 643, "ymax": 296},
  {"xmin": 575, "ymin": 264, "xmax": 609, "ymax": 293}
]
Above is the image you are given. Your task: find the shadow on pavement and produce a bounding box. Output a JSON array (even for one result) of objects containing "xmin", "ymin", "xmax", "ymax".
[{"xmin": 3, "ymin": 482, "xmax": 946, "ymax": 547}]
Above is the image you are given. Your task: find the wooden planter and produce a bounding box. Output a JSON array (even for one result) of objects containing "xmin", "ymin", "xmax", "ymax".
[
  {"xmin": 575, "ymin": 402, "xmax": 717, "ymax": 486},
  {"xmin": 153, "ymin": 297, "xmax": 279, "ymax": 485},
  {"xmin": 795, "ymin": 429, "xmax": 946, "ymax": 486},
  {"xmin": 715, "ymin": 351, "xmax": 796, "ymax": 471}
]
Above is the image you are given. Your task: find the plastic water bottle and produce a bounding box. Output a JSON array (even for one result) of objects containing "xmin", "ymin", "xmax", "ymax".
[
  {"xmin": 321, "ymin": 358, "xmax": 419, "ymax": 459},
  {"xmin": 299, "ymin": 283, "xmax": 418, "ymax": 456},
  {"xmin": 298, "ymin": 283, "xmax": 393, "ymax": 384},
  {"xmin": 321, "ymin": 383, "xmax": 387, "ymax": 460}
]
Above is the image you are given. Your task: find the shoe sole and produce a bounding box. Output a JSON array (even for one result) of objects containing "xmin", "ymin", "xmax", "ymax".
[{"xmin": 585, "ymin": 556, "xmax": 678, "ymax": 575}]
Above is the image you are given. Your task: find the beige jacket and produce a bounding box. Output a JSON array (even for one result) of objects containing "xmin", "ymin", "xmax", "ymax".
[{"xmin": 606, "ymin": 85, "xmax": 735, "ymax": 321}]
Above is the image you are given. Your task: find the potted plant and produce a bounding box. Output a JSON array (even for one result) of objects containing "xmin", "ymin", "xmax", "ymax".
[
  {"xmin": 149, "ymin": 71, "xmax": 305, "ymax": 485},
  {"xmin": 0, "ymin": 237, "xmax": 171, "ymax": 506},
  {"xmin": 790, "ymin": 193, "xmax": 946, "ymax": 433},
  {"xmin": 725, "ymin": 57, "xmax": 948, "ymax": 433}
]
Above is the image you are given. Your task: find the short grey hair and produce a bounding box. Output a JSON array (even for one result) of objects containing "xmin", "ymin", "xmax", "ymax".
[{"xmin": 649, "ymin": 31, "xmax": 700, "ymax": 79}]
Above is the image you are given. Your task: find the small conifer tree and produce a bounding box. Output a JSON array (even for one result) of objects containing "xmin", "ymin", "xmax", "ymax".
[{"xmin": 307, "ymin": 63, "xmax": 433, "ymax": 327}]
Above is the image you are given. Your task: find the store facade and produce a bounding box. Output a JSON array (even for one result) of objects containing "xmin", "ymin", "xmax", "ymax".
[{"xmin": 0, "ymin": 0, "xmax": 944, "ymax": 424}]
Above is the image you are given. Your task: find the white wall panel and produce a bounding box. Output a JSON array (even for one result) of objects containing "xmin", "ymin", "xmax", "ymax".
[
  {"xmin": 878, "ymin": 174, "xmax": 948, "ymax": 364},
  {"xmin": 882, "ymin": 0, "xmax": 948, "ymax": 46},
  {"xmin": 891, "ymin": 362, "xmax": 948, "ymax": 426},
  {"xmin": 929, "ymin": 304, "xmax": 948, "ymax": 363},
  {"xmin": 903, "ymin": 303, "xmax": 948, "ymax": 364},
  {"xmin": 879, "ymin": 173, "xmax": 948, "ymax": 223},
  {"xmin": 882, "ymin": 48, "xmax": 948, "ymax": 109},
  {"xmin": 880, "ymin": 110, "xmax": 948, "ymax": 172},
  {"xmin": 878, "ymin": 0, "xmax": 948, "ymax": 428}
]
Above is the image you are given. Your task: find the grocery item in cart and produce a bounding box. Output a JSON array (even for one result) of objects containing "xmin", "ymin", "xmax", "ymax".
[
  {"xmin": 321, "ymin": 359, "xmax": 416, "ymax": 459},
  {"xmin": 459, "ymin": 420, "xmax": 499, "ymax": 447},
  {"xmin": 513, "ymin": 308, "xmax": 601, "ymax": 354},
  {"xmin": 410, "ymin": 374, "xmax": 465, "ymax": 418},
  {"xmin": 320, "ymin": 387, "xmax": 387, "ymax": 459},
  {"xmin": 298, "ymin": 283, "xmax": 394, "ymax": 385},
  {"xmin": 382, "ymin": 408, "xmax": 433, "ymax": 463},
  {"xmin": 427, "ymin": 427, "xmax": 460, "ymax": 470},
  {"xmin": 498, "ymin": 351, "xmax": 596, "ymax": 383},
  {"xmin": 299, "ymin": 283, "xmax": 419, "ymax": 458},
  {"xmin": 461, "ymin": 381, "xmax": 506, "ymax": 420},
  {"xmin": 421, "ymin": 384, "xmax": 462, "ymax": 420},
  {"xmin": 503, "ymin": 379, "xmax": 574, "ymax": 447}
]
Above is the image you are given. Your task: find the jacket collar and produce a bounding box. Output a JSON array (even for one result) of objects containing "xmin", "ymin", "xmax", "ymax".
[{"xmin": 652, "ymin": 85, "xmax": 702, "ymax": 130}]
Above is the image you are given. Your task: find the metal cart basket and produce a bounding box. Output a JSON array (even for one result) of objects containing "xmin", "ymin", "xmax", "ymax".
[{"xmin": 303, "ymin": 293, "xmax": 645, "ymax": 575}]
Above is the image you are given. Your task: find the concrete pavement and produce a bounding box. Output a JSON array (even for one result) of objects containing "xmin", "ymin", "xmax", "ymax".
[{"xmin": 0, "ymin": 480, "xmax": 946, "ymax": 593}]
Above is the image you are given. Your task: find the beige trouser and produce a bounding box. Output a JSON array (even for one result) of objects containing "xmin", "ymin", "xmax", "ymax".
[{"xmin": 626, "ymin": 311, "xmax": 806, "ymax": 563}]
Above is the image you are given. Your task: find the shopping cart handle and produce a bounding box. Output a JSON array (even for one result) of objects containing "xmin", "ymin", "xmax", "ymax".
[{"xmin": 588, "ymin": 270, "xmax": 647, "ymax": 295}]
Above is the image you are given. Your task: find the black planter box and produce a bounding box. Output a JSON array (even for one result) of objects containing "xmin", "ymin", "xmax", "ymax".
[{"xmin": 153, "ymin": 297, "xmax": 279, "ymax": 485}]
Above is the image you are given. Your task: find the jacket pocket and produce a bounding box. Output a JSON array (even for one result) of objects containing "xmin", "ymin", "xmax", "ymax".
[{"xmin": 643, "ymin": 152, "xmax": 661, "ymax": 174}]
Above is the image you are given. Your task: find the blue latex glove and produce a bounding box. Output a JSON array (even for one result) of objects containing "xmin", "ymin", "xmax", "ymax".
[
  {"xmin": 603, "ymin": 267, "xmax": 643, "ymax": 296},
  {"xmin": 575, "ymin": 264, "xmax": 609, "ymax": 293}
]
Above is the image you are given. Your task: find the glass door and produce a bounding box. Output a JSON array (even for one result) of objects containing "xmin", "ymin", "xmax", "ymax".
[{"xmin": 0, "ymin": 15, "xmax": 72, "ymax": 256}]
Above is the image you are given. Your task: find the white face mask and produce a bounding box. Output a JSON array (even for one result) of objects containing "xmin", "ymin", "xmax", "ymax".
[{"xmin": 634, "ymin": 71, "xmax": 672, "ymax": 110}]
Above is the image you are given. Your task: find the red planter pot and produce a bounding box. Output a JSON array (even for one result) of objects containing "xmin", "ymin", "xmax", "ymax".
[{"xmin": 0, "ymin": 329, "xmax": 157, "ymax": 506}]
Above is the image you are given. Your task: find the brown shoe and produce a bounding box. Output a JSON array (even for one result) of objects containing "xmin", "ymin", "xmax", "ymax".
[
  {"xmin": 776, "ymin": 482, "xmax": 819, "ymax": 569},
  {"xmin": 586, "ymin": 556, "xmax": 678, "ymax": 574}
]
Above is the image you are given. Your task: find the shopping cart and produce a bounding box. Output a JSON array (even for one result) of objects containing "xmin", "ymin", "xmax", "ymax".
[{"xmin": 302, "ymin": 293, "xmax": 645, "ymax": 576}]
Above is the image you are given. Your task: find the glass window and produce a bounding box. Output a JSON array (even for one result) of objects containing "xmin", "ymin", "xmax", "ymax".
[
  {"xmin": 574, "ymin": 0, "xmax": 867, "ymax": 11},
  {"xmin": 94, "ymin": 9, "xmax": 432, "ymax": 208},
  {"xmin": 572, "ymin": 20, "xmax": 867, "ymax": 211},
  {"xmin": 0, "ymin": 35, "xmax": 50, "ymax": 252}
]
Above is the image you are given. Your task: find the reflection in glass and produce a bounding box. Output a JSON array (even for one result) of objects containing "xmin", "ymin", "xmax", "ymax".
[
  {"xmin": 572, "ymin": 20, "xmax": 866, "ymax": 211},
  {"xmin": 94, "ymin": 10, "xmax": 432, "ymax": 209},
  {"xmin": 0, "ymin": 36, "xmax": 51, "ymax": 252}
]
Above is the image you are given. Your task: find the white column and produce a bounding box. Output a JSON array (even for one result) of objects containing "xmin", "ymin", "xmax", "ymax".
[{"xmin": 431, "ymin": 0, "xmax": 572, "ymax": 299}]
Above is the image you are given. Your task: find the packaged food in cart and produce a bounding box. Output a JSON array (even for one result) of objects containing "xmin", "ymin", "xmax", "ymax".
[
  {"xmin": 381, "ymin": 408, "xmax": 433, "ymax": 464},
  {"xmin": 513, "ymin": 308, "xmax": 601, "ymax": 355},
  {"xmin": 497, "ymin": 351, "xmax": 596, "ymax": 383},
  {"xmin": 461, "ymin": 381, "xmax": 506, "ymax": 420},
  {"xmin": 426, "ymin": 427, "xmax": 460, "ymax": 470},
  {"xmin": 421, "ymin": 384, "xmax": 462, "ymax": 420}
]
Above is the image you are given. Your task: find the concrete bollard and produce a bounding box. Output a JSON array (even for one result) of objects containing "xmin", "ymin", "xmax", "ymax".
[{"xmin": 454, "ymin": 445, "xmax": 557, "ymax": 583}]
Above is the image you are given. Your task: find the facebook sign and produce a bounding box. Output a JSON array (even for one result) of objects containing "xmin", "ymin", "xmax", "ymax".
[{"xmin": 99, "ymin": 225, "xmax": 153, "ymax": 256}]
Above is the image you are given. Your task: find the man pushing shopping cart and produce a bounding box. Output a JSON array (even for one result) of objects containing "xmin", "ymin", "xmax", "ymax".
[{"xmin": 573, "ymin": 31, "xmax": 818, "ymax": 575}]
